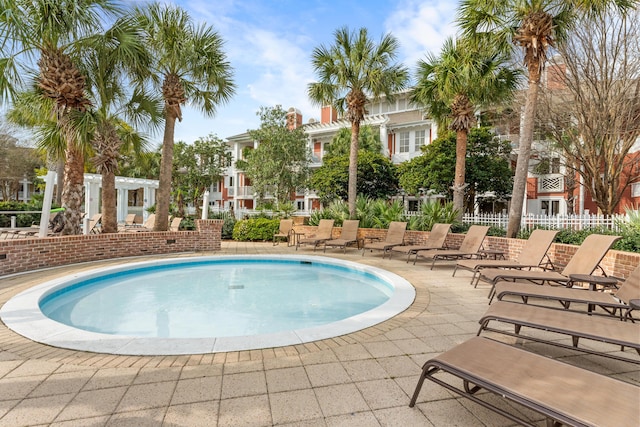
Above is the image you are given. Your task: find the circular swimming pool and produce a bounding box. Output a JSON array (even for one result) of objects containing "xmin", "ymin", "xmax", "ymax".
[{"xmin": 0, "ymin": 255, "xmax": 415, "ymax": 355}]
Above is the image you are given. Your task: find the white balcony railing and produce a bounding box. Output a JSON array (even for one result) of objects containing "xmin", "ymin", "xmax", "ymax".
[
  {"xmin": 538, "ymin": 174, "xmax": 564, "ymax": 193},
  {"xmin": 236, "ymin": 186, "xmax": 254, "ymax": 197}
]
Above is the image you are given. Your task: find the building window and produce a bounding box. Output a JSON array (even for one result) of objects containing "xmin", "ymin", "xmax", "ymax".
[
  {"xmin": 228, "ymin": 176, "xmax": 233, "ymax": 187},
  {"xmin": 541, "ymin": 200, "xmax": 560, "ymax": 215},
  {"xmin": 399, "ymin": 132, "xmax": 410, "ymax": 153},
  {"xmin": 296, "ymin": 200, "xmax": 305, "ymax": 211},
  {"xmin": 415, "ymin": 130, "xmax": 426, "ymax": 150}
]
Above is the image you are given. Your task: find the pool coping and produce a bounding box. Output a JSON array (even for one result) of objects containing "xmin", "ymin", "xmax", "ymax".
[{"xmin": 0, "ymin": 254, "xmax": 416, "ymax": 356}]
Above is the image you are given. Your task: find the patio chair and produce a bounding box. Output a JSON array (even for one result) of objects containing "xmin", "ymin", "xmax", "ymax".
[
  {"xmin": 124, "ymin": 213, "xmax": 137, "ymax": 226},
  {"xmin": 389, "ymin": 223, "xmax": 452, "ymax": 262},
  {"xmin": 362, "ymin": 221, "xmax": 408, "ymax": 258},
  {"xmin": 481, "ymin": 234, "xmax": 621, "ymax": 302},
  {"xmin": 296, "ymin": 219, "xmax": 334, "ymax": 251},
  {"xmin": 273, "ymin": 219, "xmax": 294, "ymax": 246},
  {"xmin": 323, "ymin": 220, "xmax": 359, "ymax": 253},
  {"xmin": 453, "ymin": 229, "xmax": 558, "ymax": 287},
  {"xmin": 478, "ymin": 300, "xmax": 640, "ymax": 363},
  {"xmin": 169, "ymin": 217, "xmax": 182, "ymax": 232},
  {"xmin": 409, "ymin": 337, "xmax": 640, "ymax": 427},
  {"xmin": 494, "ymin": 263, "xmax": 640, "ymax": 317},
  {"xmin": 412, "ymin": 225, "xmax": 490, "ymax": 268},
  {"xmin": 124, "ymin": 213, "xmax": 156, "ymax": 232},
  {"xmin": 87, "ymin": 213, "xmax": 102, "ymax": 234}
]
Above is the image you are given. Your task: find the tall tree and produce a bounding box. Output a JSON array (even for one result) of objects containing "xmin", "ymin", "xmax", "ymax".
[
  {"xmin": 172, "ymin": 134, "xmax": 231, "ymax": 218},
  {"xmin": 82, "ymin": 17, "xmax": 163, "ymax": 233},
  {"xmin": 0, "ymin": 127, "xmax": 42, "ymax": 201},
  {"xmin": 135, "ymin": 2, "xmax": 236, "ymax": 231},
  {"xmin": 0, "ymin": 0, "xmax": 120, "ymax": 234},
  {"xmin": 324, "ymin": 125, "xmax": 382, "ymax": 159},
  {"xmin": 238, "ymin": 105, "xmax": 310, "ymax": 208},
  {"xmin": 540, "ymin": 8, "xmax": 640, "ymax": 214},
  {"xmin": 397, "ymin": 127, "xmax": 513, "ymax": 209},
  {"xmin": 311, "ymin": 151, "xmax": 398, "ymax": 205},
  {"xmin": 458, "ymin": 0, "xmax": 638, "ymax": 237},
  {"xmin": 308, "ymin": 27, "xmax": 409, "ymax": 218},
  {"xmin": 411, "ymin": 37, "xmax": 519, "ymax": 219}
]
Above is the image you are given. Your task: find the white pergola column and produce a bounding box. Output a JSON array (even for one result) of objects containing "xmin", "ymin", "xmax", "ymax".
[
  {"xmin": 85, "ymin": 181, "xmax": 101, "ymax": 218},
  {"xmin": 117, "ymin": 189, "xmax": 128, "ymax": 222},
  {"xmin": 21, "ymin": 178, "xmax": 29, "ymax": 202},
  {"xmin": 143, "ymin": 186, "xmax": 155, "ymax": 222}
]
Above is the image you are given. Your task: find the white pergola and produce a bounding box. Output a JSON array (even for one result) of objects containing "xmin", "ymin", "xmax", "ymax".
[
  {"xmin": 39, "ymin": 172, "xmax": 159, "ymax": 236},
  {"xmin": 83, "ymin": 173, "xmax": 158, "ymax": 223}
]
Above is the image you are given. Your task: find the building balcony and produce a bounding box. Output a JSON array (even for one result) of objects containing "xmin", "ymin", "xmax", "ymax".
[
  {"xmin": 537, "ymin": 174, "xmax": 564, "ymax": 193},
  {"xmin": 236, "ymin": 186, "xmax": 254, "ymax": 198}
]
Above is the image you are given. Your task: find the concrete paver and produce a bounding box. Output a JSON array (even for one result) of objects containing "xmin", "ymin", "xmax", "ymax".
[{"xmin": 0, "ymin": 241, "xmax": 637, "ymax": 426}]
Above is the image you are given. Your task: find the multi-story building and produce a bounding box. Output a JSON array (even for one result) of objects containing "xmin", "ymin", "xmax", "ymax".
[
  {"xmin": 220, "ymin": 91, "xmax": 438, "ymax": 215},
  {"xmin": 218, "ymin": 74, "xmax": 639, "ymax": 217},
  {"xmin": 492, "ymin": 61, "xmax": 640, "ymax": 216}
]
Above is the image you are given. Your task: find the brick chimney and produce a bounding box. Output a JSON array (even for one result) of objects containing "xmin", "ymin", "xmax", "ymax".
[
  {"xmin": 320, "ymin": 105, "xmax": 338, "ymax": 124},
  {"xmin": 286, "ymin": 107, "xmax": 303, "ymax": 129}
]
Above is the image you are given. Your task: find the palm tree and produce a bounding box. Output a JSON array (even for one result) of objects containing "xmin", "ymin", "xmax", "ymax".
[
  {"xmin": 308, "ymin": 27, "xmax": 409, "ymax": 218},
  {"xmin": 457, "ymin": 0, "xmax": 638, "ymax": 237},
  {"xmin": 0, "ymin": 0, "xmax": 120, "ymax": 234},
  {"xmin": 135, "ymin": 2, "xmax": 236, "ymax": 231},
  {"xmin": 81, "ymin": 17, "xmax": 163, "ymax": 233},
  {"xmin": 411, "ymin": 37, "xmax": 519, "ymax": 219}
]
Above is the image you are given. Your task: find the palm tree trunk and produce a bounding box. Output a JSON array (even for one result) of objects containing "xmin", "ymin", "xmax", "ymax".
[
  {"xmin": 155, "ymin": 115, "xmax": 176, "ymax": 231},
  {"xmin": 101, "ymin": 170, "xmax": 117, "ymax": 233},
  {"xmin": 348, "ymin": 120, "xmax": 360, "ymax": 218},
  {"xmin": 61, "ymin": 145, "xmax": 85, "ymax": 235},
  {"xmin": 507, "ymin": 79, "xmax": 540, "ymax": 238},
  {"xmin": 452, "ymin": 129, "xmax": 468, "ymax": 221},
  {"xmin": 55, "ymin": 159, "xmax": 64, "ymax": 205}
]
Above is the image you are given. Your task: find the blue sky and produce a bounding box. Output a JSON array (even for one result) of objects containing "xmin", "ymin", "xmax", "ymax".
[{"xmin": 152, "ymin": 0, "xmax": 459, "ymax": 145}]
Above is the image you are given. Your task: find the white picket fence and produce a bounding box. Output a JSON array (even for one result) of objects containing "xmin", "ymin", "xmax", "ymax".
[{"xmin": 460, "ymin": 213, "xmax": 629, "ymax": 232}]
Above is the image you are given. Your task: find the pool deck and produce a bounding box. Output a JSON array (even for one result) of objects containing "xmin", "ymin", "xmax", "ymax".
[{"xmin": 0, "ymin": 241, "xmax": 638, "ymax": 426}]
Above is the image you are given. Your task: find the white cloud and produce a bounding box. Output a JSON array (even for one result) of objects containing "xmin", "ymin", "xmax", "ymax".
[
  {"xmin": 385, "ymin": 0, "xmax": 458, "ymax": 68},
  {"xmin": 242, "ymin": 29, "xmax": 316, "ymax": 118}
]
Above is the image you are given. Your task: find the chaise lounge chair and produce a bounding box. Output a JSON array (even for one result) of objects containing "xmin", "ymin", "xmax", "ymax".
[
  {"xmin": 169, "ymin": 217, "xmax": 182, "ymax": 232},
  {"xmin": 412, "ymin": 225, "xmax": 490, "ymax": 268},
  {"xmin": 409, "ymin": 337, "xmax": 640, "ymax": 426},
  {"xmin": 124, "ymin": 213, "xmax": 156, "ymax": 232},
  {"xmin": 361, "ymin": 221, "xmax": 407, "ymax": 258},
  {"xmin": 296, "ymin": 219, "xmax": 334, "ymax": 251},
  {"xmin": 86, "ymin": 213, "xmax": 102, "ymax": 234},
  {"xmin": 478, "ymin": 300, "xmax": 640, "ymax": 363},
  {"xmin": 389, "ymin": 223, "xmax": 452, "ymax": 262},
  {"xmin": 273, "ymin": 219, "xmax": 294, "ymax": 246},
  {"xmin": 480, "ymin": 234, "xmax": 621, "ymax": 302},
  {"xmin": 494, "ymin": 263, "xmax": 640, "ymax": 317},
  {"xmin": 453, "ymin": 229, "xmax": 558, "ymax": 287},
  {"xmin": 323, "ymin": 220, "xmax": 359, "ymax": 253}
]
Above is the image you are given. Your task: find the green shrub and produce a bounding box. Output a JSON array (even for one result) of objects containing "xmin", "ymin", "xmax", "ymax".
[
  {"xmin": 179, "ymin": 217, "xmax": 195, "ymax": 230},
  {"xmin": 232, "ymin": 218, "xmax": 279, "ymax": 241},
  {"xmin": 408, "ymin": 201, "xmax": 459, "ymax": 231},
  {"xmin": 209, "ymin": 211, "xmax": 237, "ymax": 239},
  {"xmin": 0, "ymin": 200, "xmax": 47, "ymax": 227}
]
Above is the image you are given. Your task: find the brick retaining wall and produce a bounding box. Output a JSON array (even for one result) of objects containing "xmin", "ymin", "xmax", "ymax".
[
  {"xmin": 295, "ymin": 224, "xmax": 640, "ymax": 279},
  {"xmin": 0, "ymin": 219, "xmax": 223, "ymax": 276},
  {"xmin": 2, "ymin": 221, "xmax": 638, "ymax": 280}
]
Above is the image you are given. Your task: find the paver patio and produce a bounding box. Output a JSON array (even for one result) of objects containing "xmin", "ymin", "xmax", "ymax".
[{"xmin": 0, "ymin": 241, "xmax": 637, "ymax": 426}]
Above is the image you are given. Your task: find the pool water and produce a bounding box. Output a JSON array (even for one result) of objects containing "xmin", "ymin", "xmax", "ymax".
[
  {"xmin": 40, "ymin": 260, "xmax": 392, "ymax": 338},
  {"xmin": 1, "ymin": 255, "xmax": 415, "ymax": 354}
]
